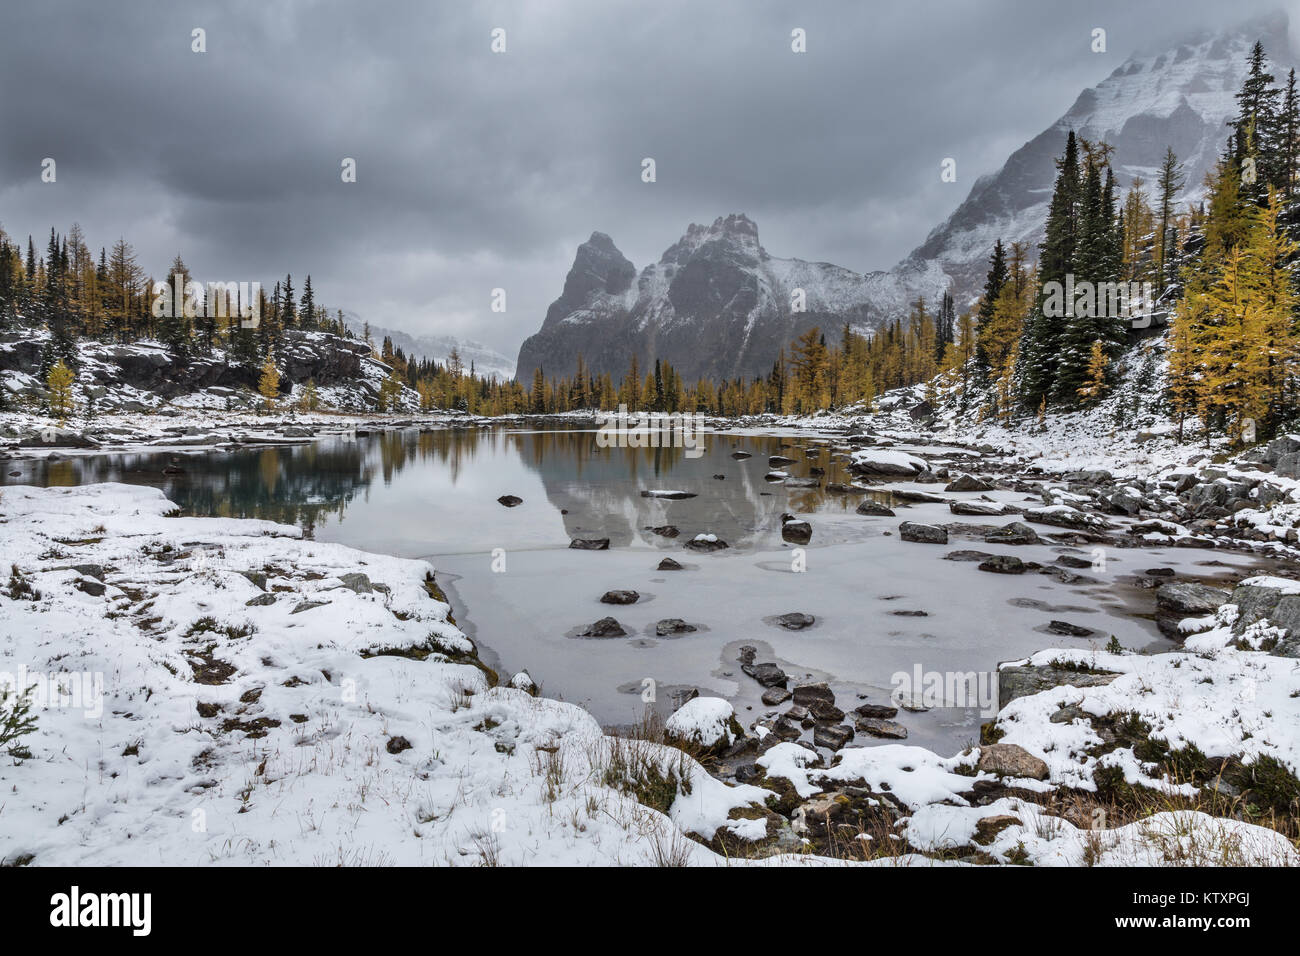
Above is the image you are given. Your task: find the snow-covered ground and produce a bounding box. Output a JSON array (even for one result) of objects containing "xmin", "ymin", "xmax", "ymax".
[{"xmin": 1, "ymin": 483, "xmax": 1295, "ymax": 866}]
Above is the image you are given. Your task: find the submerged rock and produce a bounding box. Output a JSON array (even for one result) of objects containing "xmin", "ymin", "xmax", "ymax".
[{"xmin": 775, "ymin": 612, "xmax": 815, "ymax": 630}]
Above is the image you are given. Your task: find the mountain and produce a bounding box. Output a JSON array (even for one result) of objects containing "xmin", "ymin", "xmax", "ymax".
[
  {"xmin": 516, "ymin": 214, "xmax": 948, "ymax": 383},
  {"xmin": 895, "ymin": 12, "xmax": 1296, "ymax": 308},
  {"xmin": 343, "ymin": 316, "xmax": 516, "ymax": 381}
]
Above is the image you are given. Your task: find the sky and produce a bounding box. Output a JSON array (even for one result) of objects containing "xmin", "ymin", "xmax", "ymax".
[{"xmin": 1, "ymin": 0, "xmax": 1296, "ymax": 360}]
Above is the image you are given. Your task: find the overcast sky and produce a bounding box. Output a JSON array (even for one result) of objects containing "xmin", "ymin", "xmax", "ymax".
[{"xmin": 1, "ymin": 0, "xmax": 1295, "ymax": 358}]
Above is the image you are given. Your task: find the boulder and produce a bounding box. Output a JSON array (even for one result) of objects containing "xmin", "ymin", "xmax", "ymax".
[
  {"xmin": 977, "ymin": 743, "xmax": 1049, "ymax": 780},
  {"xmin": 760, "ymin": 687, "xmax": 792, "ymax": 706},
  {"xmin": 791, "ymin": 682, "xmax": 835, "ymax": 706},
  {"xmin": 978, "ymin": 555, "xmax": 1028, "ymax": 574},
  {"xmin": 743, "ymin": 662, "xmax": 788, "ymax": 688},
  {"xmin": 569, "ymin": 537, "xmax": 610, "ymax": 550},
  {"xmin": 853, "ymin": 702, "xmax": 899, "ymax": 719},
  {"xmin": 813, "ymin": 724, "xmax": 854, "ymax": 750},
  {"xmin": 854, "ymin": 716, "xmax": 908, "ymax": 739},
  {"xmin": 655, "ymin": 618, "xmax": 697, "ymax": 636},
  {"xmin": 984, "ymin": 521, "xmax": 1041, "ymax": 546},
  {"xmin": 599, "ymin": 589, "xmax": 639, "ymax": 605},
  {"xmin": 580, "ymin": 616, "xmax": 627, "ymax": 638},
  {"xmin": 945, "ymin": 474, "xmax": 994, "ymax": 492},
  {"xmin": 855, "ymin": 499, "xmax": 896, "ymax": 517},
  {"xmin": 781, "ymin": 520, "xmax": 812, "ymax": 545},
  {"xmin": 898, "ymin": 521, "xmax": 948, "ymax": 544},
  {"xmin": 775, "ymin": 612, "xmax": 815, "ymax": 630},
  {"xmin": 998, "ymin": 664, "xmax": 1118, "ymax": 710},
  {"xmin": 656, "ymin": 557, "xmax": 684, "ymax": 571},
  {"xmin": 665, "ymin": 697, "xmax": 743, "ymax": 753}
]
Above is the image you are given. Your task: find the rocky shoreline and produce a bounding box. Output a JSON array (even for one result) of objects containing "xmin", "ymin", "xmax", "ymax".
[{"xmin": 3, "ymin": 408, "xmax": 1300, "ymax": 864}]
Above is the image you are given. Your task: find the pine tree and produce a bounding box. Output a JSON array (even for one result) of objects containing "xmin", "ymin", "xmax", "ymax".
[
  {"xmin": 1075, "ymin": 339, "xmax": 1109, "ymax": 403},
  {"xmin": 46, "ymin": 360, "xmax": 75, "ymax": 422},
  {"xmin": 258, "ymin": 353, "xmax": 280, "ymax": 412}
]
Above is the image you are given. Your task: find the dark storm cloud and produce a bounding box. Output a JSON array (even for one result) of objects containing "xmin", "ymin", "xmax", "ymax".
[{"xmin": 0, "ymin": 0, "xmax": 1293, "ymax": 357}]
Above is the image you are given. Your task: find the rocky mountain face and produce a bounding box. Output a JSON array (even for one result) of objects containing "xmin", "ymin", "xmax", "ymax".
[
  {"xmin": 0, "ymin": 327, "xmax": 386, "ymax": 413},
  {"xmin": 895, "ymin": 13, "xmax": 1295, "ymax": 308},
  {"xmin": 516, "ymin": 16, "xmax": 1294, "ymax": 381},
  {"xmin": 345, "ymin": 316, "xmax": 517, "ymax": 381},
  {"xmin": 516, "ymin": 214, "xmax": 948, "ymax": 383}
]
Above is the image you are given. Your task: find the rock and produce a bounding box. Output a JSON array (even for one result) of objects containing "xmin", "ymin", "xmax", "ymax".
[
  {"xmin": 783, "ymin": 477, "xmax": 820, "ymax": 489},
  {"xmin": 978, "ymin": 555, "xmax": 1028, "ymax": 574},
  {"xmin": 684, "ymin": 534, "xmax": 728, "ymax": 552},
  {"xmin": 730, "ymin": 451, "xmax": 752, "ymax": 460},
  {"xmin": 1056, "ymin": 554, "xmax": 1093, "ymax": 569},
  {"xmin": 998, "ymin": 664, "xmax": 1118, "ymax": 710},
  {"xmin": 1024, "ymin": 506, "xmax": 1110, "ymax": 531},
  {"xmin": 977, "ymin": 743, "xmax": 1049, "ymax": 780},
  {"xmin": 1144, "ymin": 567, "xmax": 1175, "ymax": 576},
  {"xmin": 945, "ymin": 474, "xmax": 994, "ymax": 492},
  {"xmin": 245, "ymin": 593, "xmax": 277, "ymax": 607},
  {"xmin": 640, "ymin": 489, "xmax": 696, "ymax": 500},
  {"xmin": 854, "ymin": 716, "xmax": 908, "ymax": 739},
  {"xmin": 386, "ymin": 736, "xmax": 412, "ymax": 755},
  {"xmin": 853, "ymin": 702, "xmax": 899, "ymax": 719},
  {"xmin": 849, "ymin": 451, "xmax": 927, "ymax": 477},
  {"xmin": 497, "ymin": 495, "xmax": 523, "ymax": 507},
  {"xmin": 1155, "ymin": 581, "xmax": 1230, "ymax": 616},
  {"xmin": 743, "ymin": 662, "xmax": 788, "ymax": 688},
  {"xmin": 737, "ymin": 646, "xmax": 756, "ymax": 665},
  {"xmin": 769, "ymin": 455, "xmax": 797, "ymax": 467},
  {"xmin": 771, "ymin": 716, "xmax": 803, "ymax": 740},
  {"xmin": 581, "ymin": 616, "xmax": 627, "ymax": 638},
  {"xmin": 775, "ymin": 612, "xmax": 815, "ymax": 630},
  {"xmin": 337, "ymin": 572, "xmax": 374, "ymax": 594},
  {"xmin": 599, "ymin": 589, "xmax": 639, "ymax": 605},
  {"xmin": 655, "ymin": 618, "xmax": 697, "ymax": 636},
  {"xmin": 973, "ymin": 814, "xmax": 1022, "ymax": 845},
  {"xmin": 813, "ymin": 724, "xmax": 854, "ymax": 750},
  {"xmin": 657, "ymin": 557, "xmax": 684, "ymax": 571},
  {"xmin": 74, "ymin": 578, "xmax": 106, "ymax": 597},
  {"xmin": 826, "ymin": 483, "xmax": 869, "ymax": 495},
  {"xmin": 645, "ymin": 525, "xmax": 680, "ymax": 538},
  {"xmin": 18, "ymin": 428, "xmax": 99, "ymax": 449},
  {"xmin": 945, "ymin": 550, "xmax": 994, "ymax": 562},
  {"xmin": 950, "ymin": 500, "xmax": 1010, "ymax": 516},
  {"xmin": 898, "ymin": 521, "xmax": 948, "ymax": 544},
  {"xmin": 984, "ymin": 521, "xmax": 1041, "ymax": 545},
  {"xmin": 781, "ymin": 520, "xmax": 812, "ymax": 544},
  {"xmin": 855, "ymin": 500, "xmax": 896, "ymax": 517},
  {"xmin": 290, "ymin": 600, "xmax": 330, "ymax": 614},
  {"xmin": 1046, "ymin": 620, "xmax": 1094, "ymax": 637},
  {"xmin": 569, "ymin": 537, "xmax": 611, "ymax": 550},
  {"xmin": 791, "ymin": 682, "xmax": 835, "ymax": 706},
  {"xmin": 665, "ymin": 697, "xmax": 742, "ymax": 752},
  {"xmin": 761, "ymin": 687, "xmax": 792, "ymax": 706},
  {"xmin": 807, "ymin": 699, "xmax": 845, "ymax": 723},
  {"xmin": 239, "ymin": 570, "xmax": 268, "ymax": 591}
]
